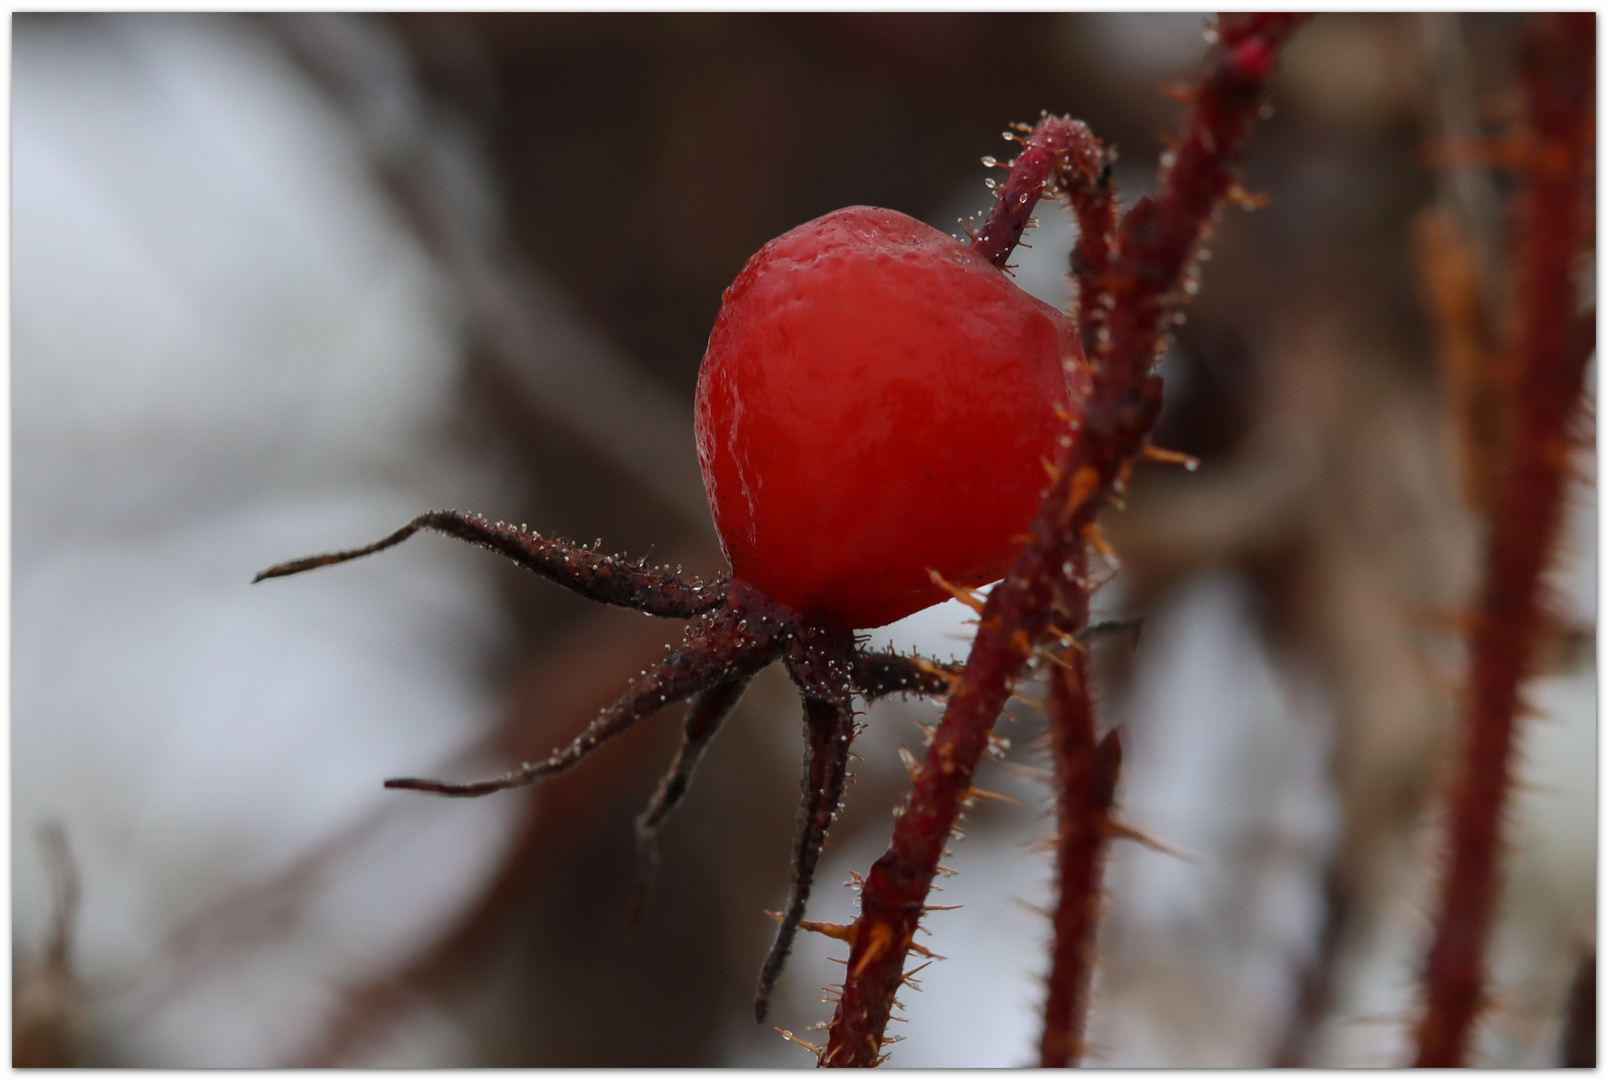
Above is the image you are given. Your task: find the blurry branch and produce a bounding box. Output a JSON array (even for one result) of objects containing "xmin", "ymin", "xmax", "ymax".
[
  {"xmin": 1037, "ymin": 557, "xmax": 1122, "ymax": 1069},
  {"xmin": 288, "ymin": 596, "xmax": 706, "ymax": 1066},
  {"xmin": 95, "ymin": 589, "xmax": 704, "ymax": 1065},
  {"xmin": 1415, "ymin": 13, "xmax": 1521, "ymax": 528},
  {"xmin": 266, "ymin": 13, "xmax": 713, "ymax": 531},
  {"xmin": 1412, "ymin": 11, "xmax": 1594, "ymax": 1067},
  {"xmin": 1418, "ymin": 14, "xmax": 1511, "ymax": 335},
  {"xmin": 107, "ymin": 801, "xmax": 400, "ymax": 1027},
  {"xmin": 14, "ymin": 823, "xmax": 82, "ymax": 1067},
  {"xmin": 1558, "ymin": 950, "xmax": 1595, "ymax": 1068}
]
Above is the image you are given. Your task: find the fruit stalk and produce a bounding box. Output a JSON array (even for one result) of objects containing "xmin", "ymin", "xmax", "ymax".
[
  {"xmin": 1411, "ymin": 12, "xmax": 1594, "ymax": 1067},
  {"xmin": 972, "ymin": 116, "xmax": 1106, "ymax": 271},
  {"xmin": 972, "ymin": 113, "xmax": 1118, "ymax": 363},
  {"xmin": 820, "ymin": 14, "xmax": 1303, "ymax": 1066}
]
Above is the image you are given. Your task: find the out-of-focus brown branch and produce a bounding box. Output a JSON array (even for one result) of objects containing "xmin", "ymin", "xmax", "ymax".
[
  {"xmin": 819, "ymin": 14, "xmax": 1305, "ymax": 1067},
  {"xmin": 1412, "ymin": 11, "xmax": 1594, "ymax": 1068},
  {"xmin": 14, "ymin": 824, "xmax": 82, "ymax": 1068},
  {"xmin": 287, "ymin": 605, "xmax": 698, "ymax": 1066},
  {"xmin": 1558, "ymin": 950, "xmax": 1596, "ymax": 1068}
]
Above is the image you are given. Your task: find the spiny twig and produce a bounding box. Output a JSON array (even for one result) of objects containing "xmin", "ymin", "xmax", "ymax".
[
  {"xmin": 1037, "ymin": 565, "xmax": 1123, "ymax": 1068},
  {"xmin": 1412, "ymin": 11, "xmax": 1594, "ymax": 1068}
]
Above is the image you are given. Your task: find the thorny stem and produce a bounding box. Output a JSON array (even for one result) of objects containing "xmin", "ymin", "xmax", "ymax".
[
  {"xmin": 253, "ymin": 509, "xmax": 728, "ymax": 619},
  {"xmin": 1411, "ymin": 12, "xmax": 1594, "ymax": 1068},
  {"xmin": 1058, "ymin": 131, "xmax": 1121, "ymax": 365},
  {"xmin": 821, "ymin": 14, "xmax": 1304, "ymax": 1067},
  {"xmin": 1037, "ymin": 560, "xmax": 1123, "ymax": 1069},
  {"xmin": 1040, "ymin": 732, "xmax": 1122, "ymax": 1068}
]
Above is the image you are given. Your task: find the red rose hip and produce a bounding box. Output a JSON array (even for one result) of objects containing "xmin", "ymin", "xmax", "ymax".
[{"xmin": 695, "ymin": 205, "xmax": 1087, "ymax": 629}]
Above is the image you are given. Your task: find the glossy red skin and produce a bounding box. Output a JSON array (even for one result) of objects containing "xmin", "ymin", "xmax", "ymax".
[{"xmin": 695, "ymin": 206, "xmax": 1087, "ymax": 630}]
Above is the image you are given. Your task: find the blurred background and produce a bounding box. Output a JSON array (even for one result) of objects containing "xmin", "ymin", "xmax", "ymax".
[{"xmin": 12, "ymin": 12, "xmax": 1594, "ymax": 1067}]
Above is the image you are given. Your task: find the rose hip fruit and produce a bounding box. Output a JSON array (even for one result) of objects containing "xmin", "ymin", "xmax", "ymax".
[{"xmin": 695, "ymin": 205, "xmax": 1087, "ymax": 629}]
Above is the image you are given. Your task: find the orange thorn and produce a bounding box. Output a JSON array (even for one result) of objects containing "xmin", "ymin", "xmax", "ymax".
[
  {"xmin": 901, "ymin": 959, "xmax": 937, "ymax": 988},
  {"xmin": 1038, "ymin": 646, "xmax": 1077, "ymax": 671},
  {"xmin": 776, "ymin": 1028, "xmax": 823, "ymax": 1054},
  {"xmin": 897, "ymin": 745, "xmax": 922, "ymax": 783},
  {"xmin": 765, "ymin": 909, "xmax": 862, "ymax": 945},
  {"xmin": 1226, "ymin": 183, "xmax": 1272, "ymax": 211},
  {"xmin": 1047, "ymin": 626, "xmax": 1081, "ymax": 649},
  {"xmin": 927, "ymin": 569, "xmax": 987, "ymax": 614},
  {"xmin": 1142, "ymin": 444, "xmax": 1201, "ymax": 470},
  {"xmin": 851, "ymin": 922, "xmax": 894, "ymax": 978},
  {"xmin": 1058, "ymin": 465, "xmax": 1103, "ymax": 529},
  {"xmin": 966, "ymin": 785, "xmax": 1020, "ymax": 805},
  {"xmin": 1084, "ymin": 522, "xmax": 1120, "ymax": 567},
  {"xmin": 909, "ymin": 658, "xmax": 960, "ymax": 692},
  {"xmin": 995, "ymin": 760, "xmax": 1055, "ymax": 785},
  {"xmin": 1105, "ymin": 818, "xmax": 1198, "ymax": 862}
]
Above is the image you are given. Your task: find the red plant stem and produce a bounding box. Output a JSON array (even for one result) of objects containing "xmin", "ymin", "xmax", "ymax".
[
  {"xmin": 1037, "ymin": 605, "xmax": 1123, "ymax": 1068},
  {"xmin": 972, "ymin": 116, "xmax": 1106, "ymax": 270},
  {"xmin": 1067, "ymin": 160, "xmax": 1120, "ymax": 365},
  {"xmin": 972, "ymin": 112, "xmax": 1117, "ymax": 359},
  {"xmin": 1096, "ymin": 13, "xmax": 1305, "ymax": 382},
  {"xmin": 821, "ymin": 14, "xmax": 1303, "ymax": 1067},
  {"xmin": 1412, "ymin": 13, "xmax": 1594, "ymax": 1067}
]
